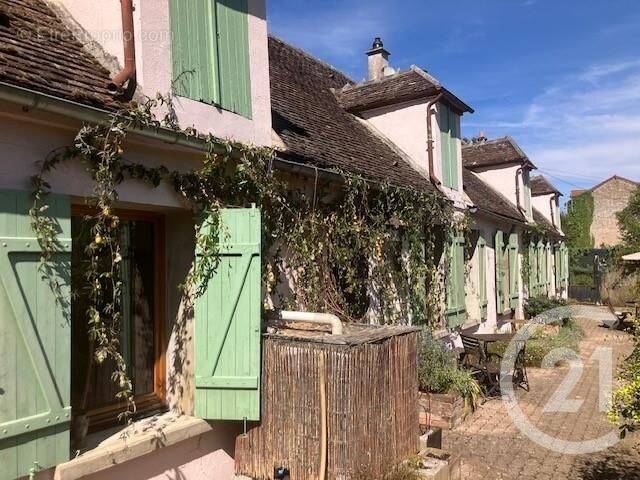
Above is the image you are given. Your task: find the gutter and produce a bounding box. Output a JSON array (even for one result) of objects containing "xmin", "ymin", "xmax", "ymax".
[
  {"xmin": 0, "ymin": 81, "xmax": 232, "ymax": 154},
  {"xmin": 0, "ymin": 81, "xmax": 449, "ymax": 202},
  {"xmin": 515, "ymin": 167, "xmax": 526, "ymax": 215}
]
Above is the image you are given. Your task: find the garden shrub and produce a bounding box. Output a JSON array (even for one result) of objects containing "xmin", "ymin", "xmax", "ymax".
[
  {"xmin": 418, "ymin": 332, "xmax": 482, "ymax": 409},
  {"xmin": 524, "ymin": 296, "xmax": 568, "ymax": 319},
  {"xmin": 609, "ymin": 318, "xmax": 640, "ymax": 436},
  {"xmin": 492, "ymin": 319, "xmax": 583, "ymax": 367}
]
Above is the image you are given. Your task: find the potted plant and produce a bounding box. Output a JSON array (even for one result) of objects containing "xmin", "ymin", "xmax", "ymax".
[{"xmin": 418, "ymin": 333, "xmax": 482, "ymax": 431}]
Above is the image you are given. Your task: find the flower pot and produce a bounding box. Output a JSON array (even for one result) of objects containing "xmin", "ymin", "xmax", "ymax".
[{"xmin": 418, "ymin": 391, "xmax": 464, "ymax": 430}]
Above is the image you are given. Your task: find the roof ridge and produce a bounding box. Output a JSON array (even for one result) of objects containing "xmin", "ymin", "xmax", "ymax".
[
  {"xmin": 338, "ymin": 68, "xmax": 418, "ymax": 92},
  {"xmin": 267, "ymin": 34, "xmax": 354, "ymax": 85}
]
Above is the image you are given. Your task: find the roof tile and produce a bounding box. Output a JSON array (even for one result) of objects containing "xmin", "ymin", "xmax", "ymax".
[
  {"xmin": 269, "ymin": 36, "xmax": 437, "ymax": 193},
  {"xmin": 0, "ymin": 0, "xmax": 124, "ymax": 110}
]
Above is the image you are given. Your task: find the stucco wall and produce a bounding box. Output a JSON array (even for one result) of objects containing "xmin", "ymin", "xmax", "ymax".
[
  {"xmin": 53, "ymin": 0, "xmax": 272, "ymax": 146},
  {"xmin": 532, "ymin": 193, "xmax": 563, "ymax": 234},
  {"xmin": 474, "ymin": 164, "xmax": 532, "ymax": 222},
  {"xmin": 2, "ymin": 107, "xmax": 240, "ymax": 479},
  {"xmin": 361, "ymin": 99, "xmax": 428, "ymax": 172},
  {"xmin": 590, "ymin": 178, "xmax": 638, "ymax": 247},
  {"xmin": 361, "ymin": 101, "xmax": 469, "ymax": 207}
]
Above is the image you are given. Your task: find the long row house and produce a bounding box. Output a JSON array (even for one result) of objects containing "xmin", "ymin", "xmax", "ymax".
[{"xmin": 0, "ymin": 0, "xmax": 567, "ymax": 479}]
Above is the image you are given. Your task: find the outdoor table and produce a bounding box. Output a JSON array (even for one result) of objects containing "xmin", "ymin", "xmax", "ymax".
[{"xmin": 461, "ymin": 331, "xmax": 529, "ymax": 392}]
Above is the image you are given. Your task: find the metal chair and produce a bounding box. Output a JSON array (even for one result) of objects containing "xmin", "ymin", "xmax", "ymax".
[{"xmin": 460, "ymin": 335, "xmax": 501, "ymax": 398}]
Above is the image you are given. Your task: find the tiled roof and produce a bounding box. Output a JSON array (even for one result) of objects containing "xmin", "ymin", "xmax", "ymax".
[
  {"xmin": 0, "ymin": 0, "xmax": 122, "ymax": 110},
  {"xmin": 334, "ymin": 66, "xmax": 473, "ymax": 114},
  {"xmin": 462, "ymin": 136, "xmax": 535, "ymax": 169},
  {"xmin": 463, "ymin": 168, "xmax": 525, "ymax": 223},
  {"xmin": 533, "ymin": 207, "xmax": 561, "ymax": 236},
  {"xmin": 269, "ymin": 36, "xmax": 438, "ymax": 193},
  {"xmin": 530, "ymin": 175, "xmax": 561, "ymax": 196}
]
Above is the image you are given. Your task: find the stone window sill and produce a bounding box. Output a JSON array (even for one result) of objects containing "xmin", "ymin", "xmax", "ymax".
[{"xmin": 54, "ymin": 413, "xmax": 213, "ymax": 480}]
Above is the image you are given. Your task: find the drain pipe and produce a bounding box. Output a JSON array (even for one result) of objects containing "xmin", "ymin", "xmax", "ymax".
[
  {"xmin": 515, "ymin": 167, "xmax": 525, "ymax": 215},
  {"xmin": 107, "ymin": 0, "xmax": 136, "ymax": 94},
  {"xmin": 268, "ymin": 310, "xmax": 344, "ymax": 335},
  {"xmin": 426, "ymin": 92, "xmax": 444, "ymax": 187},
  {"xmin": 549, "ymin": 195, "xmax": 557, "ymax": 228}
]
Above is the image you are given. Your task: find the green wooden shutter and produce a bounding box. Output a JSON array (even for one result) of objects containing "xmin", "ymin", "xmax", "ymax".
[
  {"xmin": 216, "ymin": 0, "xmax": 252, "ymax": 118},
  {"xmin": 439, "ymin": 105, "xmax": 459, "ymax": 190},
  {"xmin": 562, "ymin": 243, "xmax": 569, "ymax": 290},
  {"xmin": 169, "ymin": 0, "xmax": 252, "ymax": 118},
  {"xmin": 545, "ymin": 242, "xmax": 552, "ymax": 293},
  {"xmin": 195, "ymin": 207, "xmax": 261, "ymax": 421},
  {"xmin": 478, "ymin": 235, "xmax": 487, "ymax": 321},
  {"xmin": 169, "ymin": 0, "xmax": 220, "ymax": 105},
  {"xmin": 528, "ymin": 240, "xmax": 537, "ymax": 297},
  {"xmin": 537, "ymin": 241, "xmax": 545, "ymax": 296},
  {"xmin": 553, "ymin": 245, "xmax": 562, "ymax": 293},
  {"xmin": 495, "ymin": 230, "xmax": 504, "ymax": 315},
  {"xmin": 508, "ymin": 233, "xmax": 519, "ymax": 310},
  {"xmin": 0, "ymin": 190, "xmax": 71, "ymax": 479},
  {"xmin": 445, "ymin": 232, "xmax": 466, "ymax": 328}
]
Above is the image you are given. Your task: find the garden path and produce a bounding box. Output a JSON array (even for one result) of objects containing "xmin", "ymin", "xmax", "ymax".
[{"xmin": 443, "ymin": 306, "xmax": 640, "ymax": 480}]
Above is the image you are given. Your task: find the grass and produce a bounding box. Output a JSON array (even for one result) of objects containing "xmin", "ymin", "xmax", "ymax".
[{"xmin": 491, "ymin": 318, "xmax": 583, "ymax": 368}]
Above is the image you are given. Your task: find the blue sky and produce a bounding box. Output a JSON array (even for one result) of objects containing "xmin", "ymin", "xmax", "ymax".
[{"xmin": 268, "ymin": 0, "xmax": 640, "ymax": 203}]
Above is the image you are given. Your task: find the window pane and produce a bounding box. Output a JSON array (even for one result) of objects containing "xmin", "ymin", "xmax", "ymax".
[{"xmin": 71, "ymin": 216, "xmax": 157, "ymax": 414}]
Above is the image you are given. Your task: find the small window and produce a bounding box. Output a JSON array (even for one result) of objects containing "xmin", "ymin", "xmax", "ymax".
[{"xmin": 70, "ymin": 209, "xmax": 166, "ymax": 438}]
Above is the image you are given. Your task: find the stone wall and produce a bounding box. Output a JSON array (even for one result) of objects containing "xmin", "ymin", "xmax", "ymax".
[{"xmin": 590, "ymin": 177, "xmax": 638, "ymax": 247}]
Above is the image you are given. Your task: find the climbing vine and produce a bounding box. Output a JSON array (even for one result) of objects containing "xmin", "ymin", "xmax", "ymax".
[{"xmin": 29, "ymin": 92, "xmax": 454, "ymax": 422}]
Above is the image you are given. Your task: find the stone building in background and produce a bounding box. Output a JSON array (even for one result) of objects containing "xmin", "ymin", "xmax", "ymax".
[{"xmin": 571, "ymin": 175, "xmax": 639, "ymax": 247}]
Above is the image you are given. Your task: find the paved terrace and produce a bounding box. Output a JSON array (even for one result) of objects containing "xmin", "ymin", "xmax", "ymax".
[{"xmin": 444, "ymin": 306, "xmax": 640, "ymax": 480}]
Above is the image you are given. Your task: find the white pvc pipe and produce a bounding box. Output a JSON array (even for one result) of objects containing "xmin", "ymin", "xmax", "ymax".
[{"xmin": 270, "ymin": 310, "xmax": 344, "ymax": 335}]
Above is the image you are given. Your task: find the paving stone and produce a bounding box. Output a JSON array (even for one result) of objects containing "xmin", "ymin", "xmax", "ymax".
[{"xmin": 442, "ymin": 308, "xmax": 640, "ymax": 479}]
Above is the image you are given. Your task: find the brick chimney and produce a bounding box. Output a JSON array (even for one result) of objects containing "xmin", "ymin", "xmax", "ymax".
[{"xmin": 366, "ymin": 37, "xmax": 389, "ymax": 81}]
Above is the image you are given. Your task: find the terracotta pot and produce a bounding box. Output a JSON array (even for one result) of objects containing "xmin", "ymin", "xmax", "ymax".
[{"xmin": 418, "ymin": 391, "xmax": 464, "ymax": 430}]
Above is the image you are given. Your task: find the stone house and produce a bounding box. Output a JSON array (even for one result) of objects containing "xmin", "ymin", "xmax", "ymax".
[{"xmin": 570, "ymin": 175, "xmax": 639, "ymax": 247}]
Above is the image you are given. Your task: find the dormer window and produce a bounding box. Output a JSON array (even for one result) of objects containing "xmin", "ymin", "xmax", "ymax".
[{"xmin": 439, "ymin": 104, "xmax": 460, "ymax": 190}]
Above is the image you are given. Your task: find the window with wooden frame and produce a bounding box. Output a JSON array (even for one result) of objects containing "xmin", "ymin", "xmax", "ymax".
[{"xmin": 70, "ymin": 207, "xmax": 166, "ymax": 434}]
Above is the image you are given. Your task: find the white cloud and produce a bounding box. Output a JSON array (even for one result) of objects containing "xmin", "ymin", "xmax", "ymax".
[{"xmin": 467, "ymin": 58, "xmax": 640, "ymax": 194}]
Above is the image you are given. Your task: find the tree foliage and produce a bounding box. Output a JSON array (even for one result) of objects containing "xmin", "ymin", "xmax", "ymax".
[
  {"xmin": 563, "ymin": 192, "xmax": 594, "ymax": 252},
  {"xmin": 617, "ymin": 186, "xmax": 640, "ymax": 251}
]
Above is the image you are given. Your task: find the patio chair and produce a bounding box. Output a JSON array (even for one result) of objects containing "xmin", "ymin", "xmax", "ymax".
[
  {"xmin": 460, "ymin": 335, "xmax": 501, "ymax": 398},
  {"xmin": 512, "ymin": 340, "xmax": 529, "ymax": 392}
]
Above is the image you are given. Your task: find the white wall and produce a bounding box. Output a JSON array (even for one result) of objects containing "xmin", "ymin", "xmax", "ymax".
[
  {"xmin": 532, "ymin": 193, "xmax": 563, "ymax": 234},
  {"xmin": 54, "ymin": 0, "xmax": 272, "ymax": 146},
  {"xmin": 361, "ymin": 99, "xmax": 428, "ymax": 172},
  {"xmin": 474, "ymin": 164, "xmax": 523, "ymax": 214}
]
